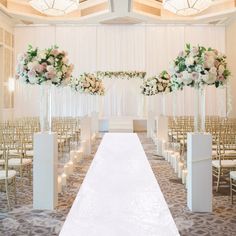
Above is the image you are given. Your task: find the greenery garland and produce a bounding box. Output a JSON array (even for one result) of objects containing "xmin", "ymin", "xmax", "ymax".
[{"xmin": 97, "ymin": 71, "xmax": 146, "ymax": 80}]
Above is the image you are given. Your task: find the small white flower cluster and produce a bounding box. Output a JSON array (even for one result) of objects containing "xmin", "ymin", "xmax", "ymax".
[
  {"xmin": 141, "ymin": 71, "xmax": 172, "ymax": 96},
  {"xmin": 70, "ymin": 73, "xmax": 105, "ymax": 96},
  {"xmin": 16, "ymin": 45, "xmax": 74, "ymax": 87},
  {"xmin": 170, "ymin": 44, "xmax": 230, "ymax": 90}
]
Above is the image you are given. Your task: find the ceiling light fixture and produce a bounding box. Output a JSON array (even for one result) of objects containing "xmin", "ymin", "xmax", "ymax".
[
  {"xmin": 29, "ymin": 0, "xmax": 80, "ymax": 16},
  {"xmin": 163, "ymin": 0, "xmax": 213, "ymax": 16}
]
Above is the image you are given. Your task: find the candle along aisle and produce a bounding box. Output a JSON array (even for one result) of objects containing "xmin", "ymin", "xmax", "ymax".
[
  {"xmin": 70, "ymin": 150, "xmax": 77, "ymax": 162},
  {"xmin": 68, "ymin": 161, "xmax": 74, "ymax": 174},
  {"xmin": 58, "ymin": 176, "xmax": 62, "ymax": 193},
  {"xmin": 174, "ymin": 154, "xmax": 180, "ymax": 173},
  {"xmin": 182, "ymin": 169, "xmax": 188, "ymax": 185},
  {"xmin": 81, "ymin": 140, "xmax": 86, "ymax": 151},
  {"xmin": 61, "ymin": 173, "xmax": 67, "ymax": 186},
  {"xmin": 76, "ymin": 150, "xmax": 83, "ymax": 163},
  {"xmin": 64, "ymin": 164, "xmax": 70, "ymax": 176},
  {"xmin": 178, "ymin": 162, "xmax": 184, "ymax": 178}
]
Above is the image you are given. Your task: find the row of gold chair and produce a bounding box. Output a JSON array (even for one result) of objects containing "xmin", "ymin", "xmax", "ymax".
[
  {"xmin": 0, "ymin": 116, "xmax": 81, "ymax": 209},
  {"xmin": 167, "ymin": 116, "xmax": 236, "ymax": 203}
]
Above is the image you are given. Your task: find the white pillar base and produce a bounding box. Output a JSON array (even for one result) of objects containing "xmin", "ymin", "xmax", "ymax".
[
  {"xmin": 187, "ymin": 132, "xmax": 212, "ymax": 213},
  {"xmin": 33, "ymin": 132, "xmax": 58, "ymax": 210},
  {"xmin": 156, "ymin": 139, "xmax": 163, "ymax": 156}
]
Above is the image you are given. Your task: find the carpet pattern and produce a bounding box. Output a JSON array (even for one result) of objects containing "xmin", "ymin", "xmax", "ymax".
[{"xmin": 0, "ymin": 133, "xmax": 236, "ymax": 236}]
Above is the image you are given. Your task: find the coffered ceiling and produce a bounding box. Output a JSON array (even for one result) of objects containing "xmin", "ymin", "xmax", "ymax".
[{"xmin": 0, "ymin": 0, "xmax": 236, "ymax": 25}]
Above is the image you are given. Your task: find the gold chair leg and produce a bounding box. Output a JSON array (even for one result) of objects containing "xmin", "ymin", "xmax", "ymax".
[
  {"xmin": 5, "ymin": 179, "xmax": 11, "ymax": 210},
  {"xmin": 216, "ymin": 168, "xmax": 221, "ymax": 192},
  {"xmin": 20, "ymin": 166, "xmax": 23, "ymax": 188},
  {"xmin": 14, "ymin": 177, "xmax": 17, "ymax": 204},
  {"xmin": 230, "ymin": 178, "xmax": 234, "ymax": 204},
  {"xmin": 28, "ymin": 165, "xmax": 31, "ymax": 185}
]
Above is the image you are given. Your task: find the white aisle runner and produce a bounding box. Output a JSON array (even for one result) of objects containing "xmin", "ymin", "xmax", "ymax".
[{"xmin": 60, "ymin": 133, "xmax": 179, "ymax": 236}]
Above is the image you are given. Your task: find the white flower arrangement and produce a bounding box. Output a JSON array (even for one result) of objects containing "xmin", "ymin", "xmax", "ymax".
[
  {"xmin": 16, "ymin": 45, "xmax": 74, "ymax": 86},
  {"xmin": 141, "ymin": 71, "xmax": 172, "ymax": 96},
  {"xmin": 70, "ymin": 73, "xmax": 105, "ymax": 96},
  {"xmin": 97, "ymin": 71, "xmax": 146, "ymax": 80},
  {"xmin": 170, "ymin": 44, "xmax": 231, "ymax": 90}
]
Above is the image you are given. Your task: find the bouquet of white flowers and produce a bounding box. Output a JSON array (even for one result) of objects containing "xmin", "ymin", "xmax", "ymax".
[
  {"xmin": 70, "ymin": 73, "xmax": 105, "ymax": 95},
  {"xmin": 170, "ymin": 44, "xmax": 230, "ymax": 90},
  {"xmin": 141, "ymin": 71, "xmax": 172, "ymax": 96},
  {"xmin": 16, "ymin": 45, "xmax": 74, "ymax": 86}
]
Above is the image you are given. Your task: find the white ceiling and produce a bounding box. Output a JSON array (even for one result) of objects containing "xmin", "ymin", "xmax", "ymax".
[{"xmin": 0, "ymin": 0, "xmax": 236, "ymax": 25}]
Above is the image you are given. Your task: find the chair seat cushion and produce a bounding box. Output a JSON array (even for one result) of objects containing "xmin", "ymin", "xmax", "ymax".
[
  {"xmin": 0, "ymin": 159, "xmax": 5, "ymax": 165},
  {"xmin": 9, "ymin": 150, "xmax": 23, "ymax": 156},
  {"xmin": 212, "ymin": 160, "xmax": 236, "ymax": 168},
  {"xmin": 8, "ymin": 158, "xmax": 32, "ymax": 166},
  {"xmin": 230, "ymin": 171, "xmax": 236, "ymax": 180},
  {"xmin": 0, "ymin": 170, "xmax": 16, "ymax": 180},
  {"xmin": 212, "ymin": 150, "xmax": 236, "ymax": 157},
  {"xmin": 25, "ymin": 150, "xmax": 34, "ymax": 157}
]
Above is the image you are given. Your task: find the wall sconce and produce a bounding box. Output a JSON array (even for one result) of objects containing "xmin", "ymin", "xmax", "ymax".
[{"xmin": 8, "ymin": 77, "xmax": 15, "ymax": 92}]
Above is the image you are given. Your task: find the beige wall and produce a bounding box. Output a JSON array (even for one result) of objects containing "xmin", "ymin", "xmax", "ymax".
[
  {"xmin": 0, "ymin": 12, "xmax": 14, "ymax": 121},
  {"xmin": 226, "ymin": 18, "xmax": 236, "ymax": 118}
]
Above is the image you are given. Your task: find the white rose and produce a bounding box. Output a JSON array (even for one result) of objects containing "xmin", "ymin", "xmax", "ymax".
[
  {"xmin": 52, "ymin": 77, "xmax": 60, "ymax": 83},
  {"xmin": 47, "ymin": 65, "xmax": 54, "ymax": 72},
  {"xmin": 185, "ymin": 56, "xmax": 195, "ymax": 66},
  {"xmin": 27, "ymin": 62, "xmax": 34, "ymax": 70},
  {"xmin": 204, "ymin": 56, "xmax": 215, "ymax": 68},
  {"xmin": 177, "ymin": 76, "xmax": 183, "ymax": 84},
  {"xmin": 29, "ymin": 76, "xmax": 38, "ymax": 84},
  {"xmin": 196, "ymin": 65, "xmax": 203, "ymax": 73},
  {"xmin": 19, "ymin": 76, "xmax": 27, "ymax": 83},
  {"xmin": 174, "ymin": 66, "xmax": 179, "ymax": 72},
  {"xmin": 57, "ymin": 71, "xmax": 62, "ymax": 78},
  {"xmin": 47, "ymin": 57, "xmax": 54, "ymax": 64},
  {"xmin": 165, "ymin": 87, "xmax": 170, "ymax": 93},
  {"xmin": 206, "ymin": 67, "xmax": 217, "ymax": 84},
  {"xmin": 200, "ymin": 72, "xmax": 211, "ymax": 84},
  {"xmin": 39, "ymin": 50, "xmax": 47, "ymax": 60},
  {"xmin": 157, "ymin": 84, "xmax": 164, "ymax": 91},
  {"xmin": 182, "ymin": 71, "xmax": 193, "ymax": 85}
]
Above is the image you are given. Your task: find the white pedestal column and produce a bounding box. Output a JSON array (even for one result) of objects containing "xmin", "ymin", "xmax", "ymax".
[
  {"xmin": 187, "ymin": 133, "xmax": 212, "ymax": 212},
  {"xmin": 147, "ymin": 111, "xmax": 155, "ymax": 138},
  {"xmin": 33, "ymin": 132, "xmax": 58, "ymax": 210},
  {"xmin": 80, "ymin": 116, "xmax": 91, "ymax": 156}
]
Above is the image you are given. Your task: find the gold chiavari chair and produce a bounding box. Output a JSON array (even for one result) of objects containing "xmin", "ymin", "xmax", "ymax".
[
  {"xmin": 0, "ymin": 138, "xmax": 17, "ymax": 210},
  {"xmin": 230, "ymin": 171, "xmax": 236, "ymax": 204},
  {"xmin": 6, "ymin": 126, "xmax": 33, "ymax": 185},
  {"xmin": 212, "ymin": 126, "xmax": 236, "ymax": 192}
]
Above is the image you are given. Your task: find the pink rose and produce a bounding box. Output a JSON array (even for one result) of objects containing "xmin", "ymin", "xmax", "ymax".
[
  {"xmin": 51, "ymin": 49, "xmax": 59, "ymax": 56},
  {"xmin": 36, "ymin": 64, "xmax": 45, "ymax": 73},
  {"xmin": 217, "ymin": 75, "xmax": 225, "ymax": 81},
  {"xmin": 28, "ymin": 70, "xmax": 36, "ymax": 78},
  {"xmin": 191, "ymin": 72, "xmax": 199, "ymax": 80},
  {"xmin": 45, "ymin": 71, "xmax": 56, "ymax": 79}
]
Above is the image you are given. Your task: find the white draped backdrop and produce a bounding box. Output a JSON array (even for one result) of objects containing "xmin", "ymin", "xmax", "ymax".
[{"xmin": 14, "ymin": 25, "xmax": 226, "ymax": 118}]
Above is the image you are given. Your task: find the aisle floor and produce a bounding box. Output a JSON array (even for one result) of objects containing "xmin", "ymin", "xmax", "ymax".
[{"xmin": 0, "ymin": 133, "xmax": 235, "ymax": 236}]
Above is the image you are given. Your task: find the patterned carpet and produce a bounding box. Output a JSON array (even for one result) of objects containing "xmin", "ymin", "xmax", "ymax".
[{"xmin": 0, "ymin": 133, "xmax": 236, "ymax": 236}]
